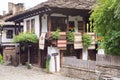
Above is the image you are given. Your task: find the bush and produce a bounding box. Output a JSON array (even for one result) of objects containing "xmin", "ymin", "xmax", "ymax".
[
  {"xmin": 14, "ymin": 32, "xmax": 38, "ymax": 44},
  {"xmin": 51, "ymin": 29, "xmax": 60, "ymax": 40},
  {"xmin": 25, "ymin": 62, "xmax": 32, "ymax": 69},
  {"xmin": 46, "ymin": 54, "xmax": 51, "ymax": 73},
  {"xmin": 67, "ymin": 32, "xmax": 75, "ymax": 42},
  {"xmin": 0, "ymin": 54, "xmax": 3, "ymax": 64},
  {"xmin": 105, "ymin": 31, "xmax": 120, "ymax": 56},
  {"xmin": 82, "ymin": 34, "xmax": 92, "ymax": 48}
]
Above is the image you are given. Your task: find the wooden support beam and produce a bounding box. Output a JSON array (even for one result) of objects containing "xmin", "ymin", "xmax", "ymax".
[
  {"xmin": 83, "ymin": 17, "xmax": 87, "ymax": 33},
  {"xmin": 39, "ymin": 15, "xmax": 42, "ymax": 36},
  {"xmin": 66, "ymin": 16, "xmax": 69, "ymax": 32},
  {"xmin": 15, "ymin": 23, "xmax": 17, "ymax": 35},
  {"xmin": 47, "ymin": 14, "xmax": 51, "ymax": 37}
]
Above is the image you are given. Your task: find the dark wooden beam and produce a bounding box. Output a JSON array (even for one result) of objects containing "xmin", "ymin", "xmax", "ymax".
[
  {"xmin": 47, "ymin": 13, "xmax": 51, "ymax": 37},
  {"xmin": 15, "ymin": 23, "xmax": 17, "ymax": 35},
  {"xmin": 66, "ymin": 16, "xmax": 69, "ymax": 32},
  {"xmin": 39, "ymin": 15, "xmax": 42, "ymax": 36}
]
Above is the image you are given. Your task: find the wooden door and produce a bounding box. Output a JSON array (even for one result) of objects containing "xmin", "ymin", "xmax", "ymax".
[{"xmin": 40, "ymin": 47, "xmax": 47, "ymax": 68}]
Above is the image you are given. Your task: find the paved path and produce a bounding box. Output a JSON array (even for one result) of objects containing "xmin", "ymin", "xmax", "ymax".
[{"xmin": 0, "ymin": 65, "xmax": 81, "ymax": 80}]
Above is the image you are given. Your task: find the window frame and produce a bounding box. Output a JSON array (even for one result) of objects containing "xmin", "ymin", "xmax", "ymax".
[{"xmin": 6, "ymin": 30, "xmax": 13, "ymax": 39}]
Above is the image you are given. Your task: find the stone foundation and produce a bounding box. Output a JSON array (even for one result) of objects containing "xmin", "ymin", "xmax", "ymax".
[
  {"xmin": 61, "ymin": 65, "xmax": 96, "ymax": 80},
  {"xmin": 96, "ymin": 65, "xmax": 120, "ymax": 78}
]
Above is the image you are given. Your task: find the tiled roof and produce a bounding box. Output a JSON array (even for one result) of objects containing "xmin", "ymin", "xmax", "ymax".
[{"xmin": 5, "ymin": 0, "xmax": 96, "ymax": 21}]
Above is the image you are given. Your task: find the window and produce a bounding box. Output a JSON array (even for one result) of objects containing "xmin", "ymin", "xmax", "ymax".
[
  {"xmin": 6, "ymin": 30, "xmax": 13, "ymax": 39},
  {"xmin": 26, "ymin": 20, "xmax": 30, "ymax": 32},
  {"xmin": 51, "ymin": 17, "xmax": 66, "ymax": 31},
  {"xmin": 69, "ymin": 21, "xmax": 75, "ymax": 32},
  {"xmin": 31, "ymin": 19, "xmax": 35, "ymax": 33},
  {"xmin": 78, "ymin": 21, "xmax": 83, "ymax": 32}
]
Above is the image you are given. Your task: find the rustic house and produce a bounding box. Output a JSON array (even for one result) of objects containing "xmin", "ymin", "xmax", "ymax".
[
  {"xmin": 0, "ymin": 2, "xmax": 24, "ymax": 65},
  {"xmin": 5, "ymin": 0, "xmax": 96, "ymax": 70}
]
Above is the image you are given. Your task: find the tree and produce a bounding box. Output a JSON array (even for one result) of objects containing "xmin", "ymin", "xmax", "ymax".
[
  {"xmin": 90, "ymin": 0, "xmax": 120, "ymax": 56},
  {"xmin": 14, "ymin": 32, "xmax": 38, "ymax": 65}
]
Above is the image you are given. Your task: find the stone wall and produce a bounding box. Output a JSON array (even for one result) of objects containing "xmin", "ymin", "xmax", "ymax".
[
  {"xmin": 96, "ymin": 65, "xmax": 120, "ymax": 78},
  {"xmin": 62, "ymin": 56, "xmax": 120, "ymax": 79},
  {"xmin": 61, "ymin": 65, "xmax": 96, "ymax": 80},
  {"xmin": 61, "ymin": 57, "xmax": 96, "ymax": 80}
]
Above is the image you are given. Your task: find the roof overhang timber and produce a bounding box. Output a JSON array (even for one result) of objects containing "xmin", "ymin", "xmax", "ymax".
[
  {"xmin": 5, "ymin": 7, "xmax": 90, "ymax": 23},
  {"xmin": 5, "ymin": 7, "xmax": 51, "ymax": 22}
]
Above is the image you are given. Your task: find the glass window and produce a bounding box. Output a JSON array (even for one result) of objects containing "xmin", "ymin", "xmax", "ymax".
[
  {"xmin": 6, "ymin": 30, "xmax": 13, "ymax": 39},
  {"xmin": 51, "ymin": 17, "xmax": 66, "ymax": 31},
  {"xmin": 31, "ymin": 19, "xmax": 35, "ymax": 33},
  {"xmin": 78, "ymin": 21, "xmax": 83, "ymax": 32},
  {"xmin": 26, "ymin": 20, "xmax": 30, "ymax": 32}
]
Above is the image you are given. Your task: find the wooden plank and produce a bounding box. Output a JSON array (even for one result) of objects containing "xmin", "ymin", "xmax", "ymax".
[{"xmin": 74, "ymin": 32, "xmax": 83, "ymax": 49}]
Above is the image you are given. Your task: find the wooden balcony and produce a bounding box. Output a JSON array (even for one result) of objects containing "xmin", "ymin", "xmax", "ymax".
[{"xmin": 46, "ymin": 32, "xmax": 96, "ymax": 50}]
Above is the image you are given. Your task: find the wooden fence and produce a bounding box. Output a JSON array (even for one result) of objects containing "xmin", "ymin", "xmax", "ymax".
[
  {"xmin": 63, "ymin": 55, "xmax": 120, "ymax": 71},
  {"xmin": 63, "ymin": 56, "xmax": 96, "ymax": 70},
  {"xmin": 96, "ymin": 54, "xmax": 120, "ymax": 67}
]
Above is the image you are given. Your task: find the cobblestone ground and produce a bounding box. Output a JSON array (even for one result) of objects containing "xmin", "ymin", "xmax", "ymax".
[{"xmin": 0, "ymin": 65, "xmax": 82, "ymax": 80}]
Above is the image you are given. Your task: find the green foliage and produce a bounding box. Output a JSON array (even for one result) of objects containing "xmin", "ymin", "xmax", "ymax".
[
  {"xmin": 0, "ymin": 54, "xmax": 3, "ymax": 64},
  {"xmin": 90, "ymin": 0, "xmax": 120, "ymax": 56},
  {"xmin": 82, "ymin": 34, "xmax": 92, "ymax": 48},
  {"xmin": 25, "ymin": 62, "xmax": 32, "ymax": 69},
  {"xmin": 67, "ymin": 32, "xmax": 75, "ymax": 42},
  {"xmin": 104, "ymin": 31, "xmax": 120, "ymax": 56},
  {"xmin": 46, "ymin": 57, "xmax": 50, "ymax": 73},
  {"xmin": 52, "ymin": 29, "xmax": 60, "ymax": 40},
  {"xmin": 90, "ymin": 0, "xmax": 120, "ymax": 36},
  {"xmin": 14, "ymin": 32, "xmax": 38, "ymax": 44}
]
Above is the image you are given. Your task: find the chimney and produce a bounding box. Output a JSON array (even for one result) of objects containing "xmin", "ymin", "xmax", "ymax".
[
  {"xmin": 8, "ymin": 2, "xmax": 14, "ymax": 13},
  {"xmin": 13, "ymin": 3, "xmax": 24, "ymax": 15},
  {"xmin": 3, "ymin": 11, "xmax": 6, "ymax": 15}
]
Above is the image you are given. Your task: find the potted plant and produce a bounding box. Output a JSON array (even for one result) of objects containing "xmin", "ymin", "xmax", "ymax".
[
  {"xmin": 66, "ymin": 31, "xmax": 75, "ymax": 44},
  {"xmin": 82, "ymin": 33, "xmax": 92, "ymax": 60},
  {"xmin": 51, "ymin": 29, "xmax": 60, "ymax": 46}
]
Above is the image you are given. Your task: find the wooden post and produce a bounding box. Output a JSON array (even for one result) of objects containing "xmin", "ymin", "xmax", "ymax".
[
  {"xmin": 66, "ymin": 16, "xmax": 69, "ymax": 32},
  {"xmin": 38, "ymin": 49, "xmax": 41, "ymax": 67},
  {"xmin": 39, "ymin": 15, "xmax": 42, "ymax": 36},
  {"xmin": 60, "ymin": 50, "xmax": 64, "ymax": 67},
  {"xmin": 15, "ymin": 22, "xmax": 17, "ymax": 35},
  {"xmin": 28, "ymin": 45, "xmax": 31, "ymax": 64},
  {"xmin": 47, "ymin": 14, "xmax": 51, "ymax": 37},
  {"xmin": 18, "ymin": 44, "xmax": 21, "ymax": 65},
  {"xmin": 18, "ymin": 22, "xmax": 21, "ymax": 33},
  {"xmin": 83, "ymin": 17, "xmax": 86, "ymax": 33}
]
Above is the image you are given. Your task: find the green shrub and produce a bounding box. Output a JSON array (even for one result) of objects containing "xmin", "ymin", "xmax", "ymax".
[
  {"xmin": 0, "ymin": 54, "xmax": 3, "ymax": 64},
  {"xmin": 51, "ymin": 29, "xmax": 60, "ymax": 40},
  {"xmin": 82, "ymin": 34, "xmax": 92, "ymax": 48},
  {"xmin": 105, "ymin": 31, "xmax": 120, "ymax": 56},
  {"xmin": 14, "ymin": 32, "xmax": 38, "ymax": 44},
  {"xmin": 67, "ymin": 32, "xmax": 75, "ymax": 42},
  {"xmin": 25, "ymin": 62, "xmax": 32, "ymax": 69},
  {"xmin": 46, "ymin": 56, "xmax": 51, "ymax": 73}
]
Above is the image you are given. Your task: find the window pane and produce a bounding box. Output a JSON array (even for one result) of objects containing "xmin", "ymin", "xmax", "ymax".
[
  {"xmin": 6, "ymin": 30, "xmax": 13, "ymax": 39},
  {"xmin": 51, "ymin": 17, "xmax": 66, "ymax": 31},
  {"xmin": 31, "ymin": 19, "xmax": 35, "ymax": 33},
  {"xmin": 26, "ymin": 20, "xmax": 30, "ymax": 32}
]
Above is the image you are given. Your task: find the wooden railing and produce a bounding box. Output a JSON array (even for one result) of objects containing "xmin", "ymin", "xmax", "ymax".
[{"xmin": 46, "ymin": 32, "xmax": 96, "ymax": 49}]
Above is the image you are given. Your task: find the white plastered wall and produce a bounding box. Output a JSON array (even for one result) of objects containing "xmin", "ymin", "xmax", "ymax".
[{"xmin": 23, "ymin": 15, "xmax": 40, "ymax": 37}]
